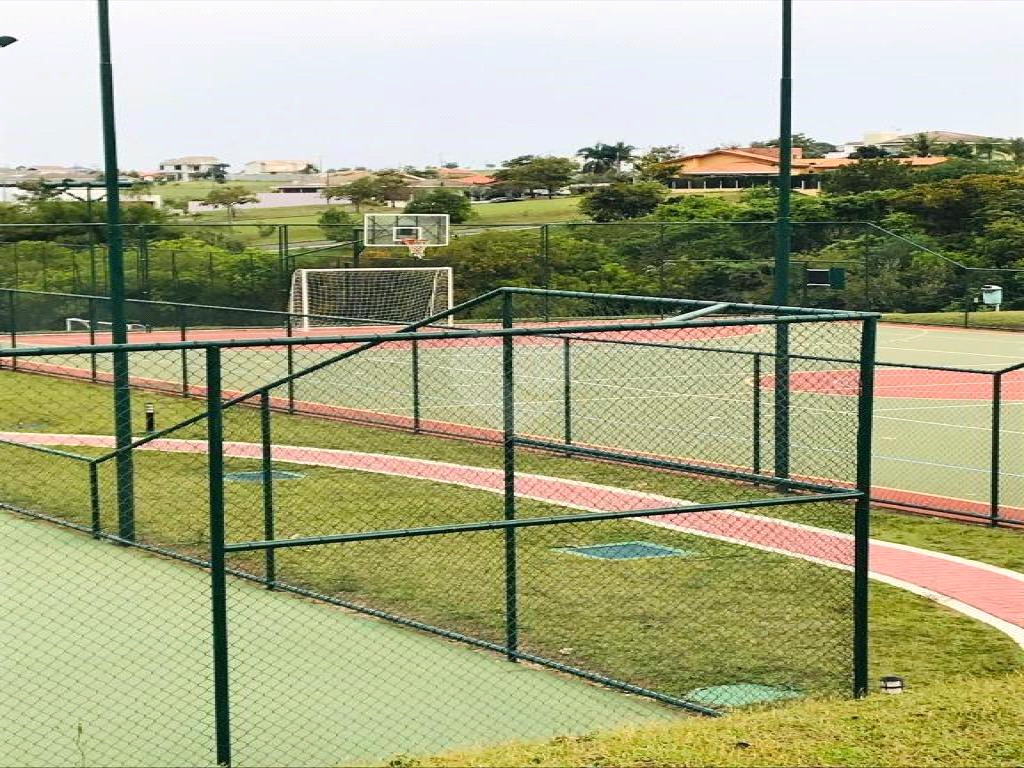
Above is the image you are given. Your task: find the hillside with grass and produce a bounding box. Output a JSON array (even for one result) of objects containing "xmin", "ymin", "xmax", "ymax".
[{"xmin": 420, "ymin": 671, "xmax": 1024, "ymax": 767}]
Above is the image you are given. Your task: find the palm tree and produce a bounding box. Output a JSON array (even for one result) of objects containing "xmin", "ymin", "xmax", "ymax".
[
  {"xmin": 576, "ymin": 143, "xmax": 615, "ymax": 174},
  {"xmin": 607, "ymin": 141, "xmax": 636, "ymax": 173}
]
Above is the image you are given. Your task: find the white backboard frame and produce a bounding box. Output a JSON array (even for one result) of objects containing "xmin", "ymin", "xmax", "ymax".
[{"xmin": 363, "ymin": 213, "xmax": 450, "ymax": 247}]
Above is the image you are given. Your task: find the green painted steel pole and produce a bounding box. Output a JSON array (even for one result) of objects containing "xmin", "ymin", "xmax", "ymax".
[
  {"xmin": 562, "ymin": 337, "xmax": 572, "ymax": 448},
  {"xmin": 206, "ymin": 346, "xmax": 232, "ymax": 766},
  {"xmin": 501, "ymin": 292, "xmax": 518, "ymax": 661},
  {"xmin": 774, "ymin": 0, "xmax": 793, "ymax": 306},
  {"xmin": 853, "ymin": 317, "xmax": 876, "ymax": 699},
  {"xmin": 989, "ymin": 373, "xmax": 1002, "ymax": 526},
  {"xmin": 260, "ymin": 391, "xmax": 277, "ymax": 588},
  {"xmin": 772, "ymin": 0, "xmax": 793, "ymax": 480},
  {"xmin": 97, "ymin": 0, "xmax": 136, "ymax": 540},
  {"xmin": 411, "ymin": 336, "xmax": 422, "ymax": 433}
]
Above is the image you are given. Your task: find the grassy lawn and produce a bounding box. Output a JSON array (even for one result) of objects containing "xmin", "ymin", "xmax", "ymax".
[
  {"xmin": 421, "ymin": 671, "xmax": 1024, "ymax": 767},
  {"xmin": 470, "ymin": 196, "xmax": 588, "ymax": 224},
  {"xmin": 1, "ymin": 368, "xmax": 1022, "ymax": 701},
  {"xmin": 884, "ymin": 310, "xmax": 1024, "ymax": 332}
]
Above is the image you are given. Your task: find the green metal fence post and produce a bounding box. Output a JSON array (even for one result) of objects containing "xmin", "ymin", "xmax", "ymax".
[
  {"xmin": 285, "ymin": 315, "xmax": 296, "ymax": 413},
  {"xmin": 260, "ymin": 390, "xmax": 277, "ymax": 588},
  {"xmin": 562, "ymin": 337, "xmax": 572, "ymax": 449},
  {"xmin": 502, "ymin": 291, "xmax": 518, "ymax": 661},
  {"xmin": 752, "ymin": 352, "xmax": 762, "ymax": 475},
  {"xmin": 411, "ymin": 335, "xmax": 422, "ymax": 433},
  {"xmin": 206, "ymin": 345, "xmax": 232, "ymax": 766},
  {"xmin": 990, "ymin": 372, "xmax": 1002, "ymax": 526},
  {"xmin": 98, "ymin": 0, "xmax": 136, "ymax": 542},
  {"xmin": 541, "ymin": 224, "xmax": 550, "ymax": 321},
  {"xmin": 178, "ymin": 304, "xmax": 190, "ymax": 397},
  {"xmin": 89, "ymin": 462, "xmax": 101, "ymax": 538},
  {"xmin": 771, "ymin": 0, "xmax": 794, "ymax": 481},
  {"xmin": 352, "ymin": 227, "xmax": 363, "ymax": 269},
  {"xmin": 7, "ymin": 290, "xmax": 17, "ymax": 370},
  {"xmin": 853, "ymin": 317, "xmax": 876, "ymax": 699},
  {"xmin": 88, "ymin": 297, "xmax": 98, "ymax": 382},
  {"xmin": 773, "ymin": 324, "xmax": 791, "ymax": 479}
]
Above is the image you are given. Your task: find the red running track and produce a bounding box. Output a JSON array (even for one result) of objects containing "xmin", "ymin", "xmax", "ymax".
[{"xmin": 3, "ymin": 432, "xmax": 1023, "ymax": 648}]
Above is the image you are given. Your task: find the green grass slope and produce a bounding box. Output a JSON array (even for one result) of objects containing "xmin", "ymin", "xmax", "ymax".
[{"xmin": 420, "ymin": 671, "xmax": 1024, "ymax": 767}]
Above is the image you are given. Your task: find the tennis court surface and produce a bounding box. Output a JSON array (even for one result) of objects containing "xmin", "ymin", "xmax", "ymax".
[{"xmin": 0, "ymin": 510, "xmax": 671, "ymax": 768}]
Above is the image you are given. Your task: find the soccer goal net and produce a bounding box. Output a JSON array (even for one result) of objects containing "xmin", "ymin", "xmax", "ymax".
[
  {"xmin": 288, "ymin": 267, "xmax": 455, "ymax": 329},
  {"xmin": 65, "ymin": 318, "xmax": 149, "ymax": 332}
]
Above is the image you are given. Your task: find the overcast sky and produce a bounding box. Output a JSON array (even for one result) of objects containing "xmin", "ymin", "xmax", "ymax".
[{"xmin": 2, "ymin": 0, "xmax": 1021, "ymax": 170}]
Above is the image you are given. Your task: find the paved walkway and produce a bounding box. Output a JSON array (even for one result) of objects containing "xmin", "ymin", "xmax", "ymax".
[{"xmin": 5, "ymin": 432, "xmax": 1024, "ymax": 648}]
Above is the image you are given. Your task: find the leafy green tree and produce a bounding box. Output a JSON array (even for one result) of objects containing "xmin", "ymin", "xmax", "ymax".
[
  {"xmin": 494, "ymin": 156, "xmax": 578, "ymax": 199},
  {"xmin": 579, "ymin": 182, "xmax": 667, "ymax": 222},
  {"xmin": 14, "ymin": 180, "xmax": 62, "ymax": 201},
  {"xmin": 941, "ymin": 141, "xmax": 974, "ymax": 159},
  {"xmin": 201, "ymin": 185, "xmax": 258, "ymax": 221},
  {"xmin": 1005, "ymin": 137, "xmax": 1024, "ymax": 165},
  {"xmin": 339, "ymin": 177, "xmax": 379, "ymax": 212},
  {"xmin": 201, "ymin": 165, "xmax": 227, "ymax": 183},
  {"xmin": 374, "ymin": 171, "xmax": 411, "ymax": 207},
  {"xmin": 849, "ymin": 145, "xmax": 888, "ymax": 159},
  {"xmin": 904, "ymin": 132, "xmax": 934, "ymax": 157},
  {"xmin": 820, "ymin": 158, "xmax": 914, "ymax": 194},
  {"xmin": 634, "ymin": 145, "xmax": 684, "ymax": 182},
  {"xmin": 317, "ymin": 207, "xmax": 354, "ymax": 242},
  {"xmin": 405, "ymin": 188, "xmax": 473, "ymax": 223},
  {"xmin": 320, "ymin": 185, "xmax": 349, "ymax": 204}
]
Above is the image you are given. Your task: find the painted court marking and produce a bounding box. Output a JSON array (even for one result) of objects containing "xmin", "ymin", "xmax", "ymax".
[{"xmin": 4, "ymin": 432, "xmax": 1023, "ymax": 649}]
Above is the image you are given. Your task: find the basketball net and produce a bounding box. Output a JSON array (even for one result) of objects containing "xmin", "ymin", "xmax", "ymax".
[{"xmin": 400, "ymin": 238, "xmax": 429, "ymax": 260}]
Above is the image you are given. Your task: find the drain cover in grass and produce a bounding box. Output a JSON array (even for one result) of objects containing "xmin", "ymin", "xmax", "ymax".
[
  {"xmin": 224, "ymin": 470, "xmax": 305, "ymax": 483},
  {"xmin": 686, "ymin": 683, "xmax": 801, "ymax": 707},
  {"xmin": 556, "ymin": 541, "xmax": 695, "ymax": 560}
]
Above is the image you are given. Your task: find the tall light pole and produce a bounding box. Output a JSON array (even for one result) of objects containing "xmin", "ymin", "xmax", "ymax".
[
  {"xmin": 773, "ymin": 0, "xmax": 793, "ymax": 306},
  {"xmin": 97, "ymin": 0, "xmax": 135, "ymax": 540},
  {"xmin": 773, "ymin": 0, "xmax": 793, "ymax": 480}
]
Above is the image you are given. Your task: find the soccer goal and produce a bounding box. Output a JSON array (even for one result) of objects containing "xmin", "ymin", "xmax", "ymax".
[
  {"xmin": 65, "ymin": 318, "xmax": 149, "ymax": 333},
  {"xmin": 288, "ymin": 267, "xmax": 455, "ymax": 330}
]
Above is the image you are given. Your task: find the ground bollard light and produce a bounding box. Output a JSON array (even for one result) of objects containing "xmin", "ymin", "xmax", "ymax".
[{"xmin": 880, "ymin": 676, "xmax": 905, "ymax": 694}]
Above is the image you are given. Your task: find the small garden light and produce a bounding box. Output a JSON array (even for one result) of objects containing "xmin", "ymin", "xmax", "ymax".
[{"xmin": 880, "ymin": 675, "xmax": 905, "ymax": 694}]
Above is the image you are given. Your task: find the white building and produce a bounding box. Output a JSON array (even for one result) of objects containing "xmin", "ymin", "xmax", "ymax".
[{"xmin": 158, "ymin": 156, "xmax": 228, "ymax": 181}]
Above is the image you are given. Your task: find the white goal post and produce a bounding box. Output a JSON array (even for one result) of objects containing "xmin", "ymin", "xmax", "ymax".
[{"xmin": 287, "ymin": 267, "xmax": 455, "ymax": 330}]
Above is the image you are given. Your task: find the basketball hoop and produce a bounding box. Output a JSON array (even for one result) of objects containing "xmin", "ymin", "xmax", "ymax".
[{"xmin": 399, "ymin": 238, "xmax": 429, "ymax": 260}]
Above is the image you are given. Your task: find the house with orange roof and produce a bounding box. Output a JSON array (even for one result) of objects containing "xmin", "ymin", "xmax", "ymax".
[{"xmin": 662, "ymin": 147, "xmax": 946, "ymax": 190}]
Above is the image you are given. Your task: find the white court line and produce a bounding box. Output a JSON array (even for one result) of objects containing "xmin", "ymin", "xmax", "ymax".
[{"xmin": 878, "ymin": 345, "xmax": 1021, "ymax": 363}]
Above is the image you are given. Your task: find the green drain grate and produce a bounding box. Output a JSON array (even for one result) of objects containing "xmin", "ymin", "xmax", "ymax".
[
  {"xmin": 224, "ymin": 470, "xmax": 305, "ymax": 483},
  {"xmin": 686, "ymin": 683, "xmax": 802, "ymax": 707},
  {"xmin": 556, "ymin": 541, "xmax": 695, "ymax": 560}
]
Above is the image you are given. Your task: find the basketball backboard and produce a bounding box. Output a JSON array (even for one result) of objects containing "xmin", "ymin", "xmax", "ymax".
[{"xmin": 363, "ymin": 213, "xmax": 450, "ymax": 247}]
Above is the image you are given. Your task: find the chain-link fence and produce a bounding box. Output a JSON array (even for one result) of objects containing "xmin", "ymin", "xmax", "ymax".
[
  {"xmin": 5, "ymin": 221, "xmax": 1024, "ymax": 323},
  {"xmin": 0, "ymin": 289, "xmax": 873, "ymax": 766},
  {"xmin": 4, "ymin": 284, "xmax": 1018, "ymax": 528}
]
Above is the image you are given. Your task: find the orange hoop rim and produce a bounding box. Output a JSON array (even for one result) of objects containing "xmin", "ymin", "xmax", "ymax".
[{"xmin": 399, "ymin": 237, "xmax": 429, "ymax": 259}]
